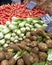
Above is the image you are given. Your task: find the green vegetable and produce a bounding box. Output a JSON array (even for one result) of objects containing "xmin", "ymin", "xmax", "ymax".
[
  {"xmin": 3, "ymin": 43, "xmax": 8, "ymax": 48},
  {"xmin": 0, "ymin": 17, "xmax": 47, "ymax": 49},
  {"xmin": 0, "ymin": 39, "xmax": 5, "ymax": 44},
  {"xmin": 35, "ymin": 23, "xmax": 41, "ymax": 28},
  {"xmin": 16, "ymin": 30, "xmax": 21, "ymax": 35},
  {"xmin": 6, "ymin": 21, "xmax": 11, "ymax": 26},
  {"xmin": 33, "ymin": 62, "xmax": 45, "ymax": 65},
  {"xmin": 47, "ymin": 49, "xmax": 52, "ymax": 61},
  {"xmin": 8, "ymin": 49, "xmax": 14, "ymax": 52},
  {"xmin": 26, "ymin": 18, "xmax": 33, "ymax": 21},
  {"xmin": 4, "ymin": 33, "xmax": 11, "ymax": 39},
  {"xmin": 19, "ymin": 22, "xmax": 26, "ymax": 27},
  {"xmin": 45, "ymin": 49, "xmax": 52, "ymax": 65},
  {"xmin": 12, "ymin": 17, "xmax": 19, "ymax": 22},
  {"xmin": 0, "ymin": 47, "xmax": 3, "ymax": 50},
  {"xmin": 0, "ymin": 32, "xmax": 4, "ymax": 39},
  {"xmin": 45, "ymin": 61, "xmax": 52, "ymax": 65},
  {"xmin": 9, "ymin": 24, "xmax": 16, "ymax": 30},
  {"xmin": 37, "ymin": 36, "xmax": 42, "ymax": 42},
  {"xmin": 13, "ymin": 51, "xmax": 22, "ymax": 60},
  {"xmin": 33, "ymin": 20, "xmax": 39, "ymax": 23},
  {"xmin": 20, "ymin": 27, "xmax": 26, "ymax": 32},
  {"xmin": 2, "ymin": 27, "xmax": 10, "ymax": 34}
]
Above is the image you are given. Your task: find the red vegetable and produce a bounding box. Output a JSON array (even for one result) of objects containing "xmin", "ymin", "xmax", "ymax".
[{"xmin": 0, "ymin": 4, "xmax": 46, "ymax": 25}]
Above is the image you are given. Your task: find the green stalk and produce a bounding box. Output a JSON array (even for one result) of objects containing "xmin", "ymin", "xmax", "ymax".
[{"xmin": 13, "ymin": 51, "xmax": 22, "ymax": 60}]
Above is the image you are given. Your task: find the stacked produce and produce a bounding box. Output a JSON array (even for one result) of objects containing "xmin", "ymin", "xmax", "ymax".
[
  {"xmin": 0, "ymin": 4, "xmax": 46, "ymax": 24},
  {"xmin": 0, "ymin": 28, "xmax": 52, "ymax": 65},
  {"xmin": 0, "ymin": 1, "xmax": 52, "ymax": 65},
  {"xmin": 0, "ymin": 17, "xmax": 47, "ymax": 50},
  {"xmin": 23, "ymin": 0, "xmax": 52, "ymax": 15}
]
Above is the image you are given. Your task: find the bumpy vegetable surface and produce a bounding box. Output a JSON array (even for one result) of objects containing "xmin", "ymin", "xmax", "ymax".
[
  {"xmin": 0, "ymin": 28, "xmax": 52, "ymax": 65},
  {"xmin": 0, "ymin": 17, "xmax": 47, "ymax": 49}
]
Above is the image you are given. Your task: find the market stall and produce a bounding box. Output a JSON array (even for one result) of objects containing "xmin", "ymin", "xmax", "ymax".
[{"xmin": 0, "ymin": 0, "xmax": 52, "ymax": 65}]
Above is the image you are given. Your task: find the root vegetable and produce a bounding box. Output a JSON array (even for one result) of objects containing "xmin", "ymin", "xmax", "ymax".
[
  {"xmin": 36, "ymin": 28, "xmax": 45, "ymax": 35},
  {"xmin": 47, "ymin": 33, "xmax": 52, "ymax": 38},
  {"xmin": 31, "ymin": 41, "xmax": 37, "ymax": 47},
  {"xmin": 18, "ymin": 44, "xmax": 31, "ymax": 52},
  {"xmin": 22, "ymin": 51, "xmax": 34, "ymax": 65},
  {"xmin": 36, "ymin": 28, "xmax": 50, "ymax": 39},
  {"xmin": 9, "ymin": 58, "xmax": 16, "ymax": 65},
  {"xmin": 39, "ymin": 52, "xmax": 47, "ymax": 61},
  {"xmin": 30, "ymin": 52, "xmax": 39, "ymax": 63},
  {"xmin": 30, "ymin": 31, "xmax": 37, "ymax": 36},
  {"xmin": 5, "ymin": 52, "xmax": 14, "ymax": 60},
  {"xmin": 46, "ymin": 40, "xmax": 52, "ymax": 48},
  {"xmin": 0, "ymin": 51, "xmax": 5, "ymax": 61},
  {"xmin": 30, "ymin": 36, "xmax": 37, "ymax": 41},
  {"xmin": 3, "ymin": 47, "xmax": 11, "ymax": 52},
  {"xmin": 26, "ymin": 41, "xmax": 37, "ymax": 48},
  {"xmin": 24, "ymin": 38, "xmax": 31, "ymax": 43},
  {"xmin": 20, "ymin": 41, "xmax": 27, "ymax": 45},
  {"xmin": 33, "ymin": 57, "xmax": 39, "ymax": 63},
  {"xmin": 9, "ymin": 44, "xmax": 21, "ymax": 51},
  {"xmin": 32, "ymin": 47, "xmax": 39, "ymax": 54},
  {"xmin": 17, "ymin": 58, "xmax": 24, "ymax": 65},
  {"xmin": 9, "ymin": 51, "xmax": 22, "ymax": 65},
  {"xmin": 1, "ymin": 60, "xmax": 9, "ymax": 65},
  {"xmin": 38, "ymin": 43, "xmax": 48, "ymax": 51}
]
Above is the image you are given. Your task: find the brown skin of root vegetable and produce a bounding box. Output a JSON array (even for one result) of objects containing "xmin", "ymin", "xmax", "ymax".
[
  {"xmin": 26, "ymin": 41, "xmax": 37, "ymax": 48},
  {"xmin": 3, "ymin": 47, "xmax": 12, "ymax": 52},
  {"xmin": 1, "ymin": 60, "xmax": 9, "ymax": 65},
  {"xmin": 35, "ymin": 28, "xmax": 45, "ymax": 35},
  {"xmin": 30, "ymin": 52, "xmax": 39, "ymax": 63},
  {"xmin": 36, "ymin": 29, "xmax": 50, "ymax": 39},
  {"xmin": 33, "ymin": 57, "xmax": 39, "ymax": 63},
  {"xmin": 39, "ymin": 52, "xmax": 47, "ymax": 61},
  {"xmin": 31, "ymin": 41, "xmax": 37, "ymax": 47},
  {"xmin": 9, "ymin": 44, "xmax": 21, "ymax": 51},
  {"xmin": 46, "ymin": 40, "xmax": 52, "ymax": 48},
  {"xmin": 17, "ymin": 58, "xmax": 24, "ymax": 65},
  {"xmin": 18, "ymin": 44, "xmax": 31, "ymax": 52},
  {"xmin": 32, "ymin": 47, "xmax": 39, "ymax": 54},
  {"xmin": 30, "ymin": 31, "xmax": 37, "ymax": 36},
  {"xmin": 30, "ymin": 52, "xmax": 37, "ymax": 58},
  {"xmin": 24, "ymin": 38, "xmax": 31, "ymax": 43},
  {"xmin": 5, "ymin": 52, "xmax": 14, "ymax": 60},
  {"xmin": 0, "ymin": 51, "xmax": 6, "ymax": 61},
  {"xmin": 20, "ymin": 41, "xmax": 27, "ymax": 45},
  {"xmin": 47, "ymin": 33, "xmax": 52, "ymax": 38},
  {"xmin": 38, "ymin": 43, "xmax": 48, "ymax": 51},
  {"xmin": 22, "ymin": 51, "xmax": 33, "ymax": 65},
  {"xmin": 30, "ymin": 36, "xmax": 37, "ymax": 41},
  {"xmin": 28, "ymin": 54, "xmax": 34, "ymax": 64},
  {"xmin": 9, "ymin": 58, "xmax": 16, "ymax": 65}
]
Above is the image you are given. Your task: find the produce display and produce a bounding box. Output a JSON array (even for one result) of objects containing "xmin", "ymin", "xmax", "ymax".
[
  {"xmin": 0, "ymin": 4, "xmax": 46, "ymax": 24},
  {"xmin": 0, "ymin": 28, "xmax": 52, "ymax": 65},
  {"xmin": 23, "ymin": 0, "xmax": 52, "ymax": 15},
  {"xmin": 0, "ymin": 0, "xmax": 52, "ymax": 65},
  {"xmin": 0, "ymin": 17, "xmax": 47, "ymax": 50},
  {"xmin": 37, "ymin": 0, "xmax": 52, "ymax": 15}
]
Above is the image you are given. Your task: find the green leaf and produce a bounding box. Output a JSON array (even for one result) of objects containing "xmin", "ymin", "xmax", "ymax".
[
  {"xmin": 47, "ymin": 49, "xmax": 52, "ymax": 61},
  {"xmin": 45, "ymin": 61, "xmax": 52, "ymax": 65},
  {"xmin": 33, "ymin": 62, "xmax": 45, "ymax": 65}
]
